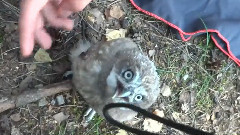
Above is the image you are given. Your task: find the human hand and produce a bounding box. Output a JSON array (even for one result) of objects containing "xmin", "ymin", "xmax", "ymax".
[{"xmin": 19, "ymin": 0, "xmax": 92, "ymax": 57}]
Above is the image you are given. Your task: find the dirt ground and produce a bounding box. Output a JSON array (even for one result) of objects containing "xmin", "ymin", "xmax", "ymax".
[{"xmin": 0, "ymin": 0, "xmax": 240, "ymax": 135}]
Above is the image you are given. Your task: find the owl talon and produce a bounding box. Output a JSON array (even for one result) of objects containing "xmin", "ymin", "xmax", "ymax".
[{"xmin": 83, "ymin": 107, "xmax": 96, "ymax": 122}]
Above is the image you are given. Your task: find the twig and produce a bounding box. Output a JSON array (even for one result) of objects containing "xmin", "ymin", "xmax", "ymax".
[
  {"xmin": 0, "ymin": 46, "xmax": 20, "ymax": 57},
  {"xmin": 0, "ymin": 80, "xmax": 73, "ymax": 113}
]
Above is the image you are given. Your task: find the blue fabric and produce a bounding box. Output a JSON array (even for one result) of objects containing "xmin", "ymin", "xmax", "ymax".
[{"xmin": 131, "ymin": 0, "xmax": 240, "ymax": 65}]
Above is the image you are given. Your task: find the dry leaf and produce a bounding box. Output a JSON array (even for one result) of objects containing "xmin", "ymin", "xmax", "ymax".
[
  {"xmin": 172, "ymin": 112, "xmax": 181, "ymax": 121},
  {"xmin": 109, "ymin": 5, "xmax": 124, "ymax": 19},
  {"xmin": 53, "ymin": 112, "xmax": 69, "ymax": 123},
  {"xmin": 10, "ymin": 113, "xmax": 21, "ymax": 122},
  {"xmin": 87, "ymin": 15, "xmax": 95, "ymax": 23},
  {"xmin": 161, "ymin": 84, "xmax": 171, "ymax": 97},
  {"xmin": 153, "ymin": 109, "xmax": 164, "ymax": 117},
  {"xmin": 143, "ymin": 118, "xmax": 163, "ymax": 133},
  {"xmin": 34, "ymin": 48, "xmax": 52, "ymax": 62},
  {"xmin": 143, "ymin": 109, "xmax": 164, "ymax": 133},
  {"xmin": 106, "ymin": 29, "xmax": 127, "ymax": 41},
  {"xmin": 116, "ymin": 129, "xmax": 128, "ymax": 135}
]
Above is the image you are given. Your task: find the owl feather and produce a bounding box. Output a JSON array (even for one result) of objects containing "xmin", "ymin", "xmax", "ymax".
[{"xmin": 71, "ymin": 38, "xmax": 160, "ymax": 122}]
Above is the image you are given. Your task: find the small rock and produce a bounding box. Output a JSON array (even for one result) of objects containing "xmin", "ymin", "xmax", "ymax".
[
  {"xmin": 38, "ymin": 98, "xmax": 48, "ymax": 107},
  {"xmin": 116, "ymin": 129, "xmax": 128, "ymax": 135},
  {"xmin": 53, "ymin": 112, "xmax": 69, "ymax": 123},
  {"xmin": 10, "ymin": 113, "xmax": 21, "ymax": 122},
  {"xmin": 143, "ymin": 109, "xmax": 164, "ymax": 133},
  {"xmin": 153, "ymin": 109, "xmax": 164, "ymax": 117},
  {"xmin": 172, "ymin": 112, "xmax": 181, "ymax": 121},
  {"xmin": 19, "ymin": 76, "xmax": 33, "ymax": 91},
  {"xmin": 51, "ymin": 99, "xmax": 56, "ymax": 105},
  {"xmin": 35, "ymin": 84, "xmax": 44, "ymax": 88},
  {"xmin": 183, "ymin": 74, "xmax": 189, "ymax": 81},
  {"xmin": 143, "ymin": 118, "xmax": 163, "ymax": 133},
  {"xmin": 161, "ymin": 84, "xmax": 171, "ymax": 97},
  {"xmin": 109, "ymin": 5, "xmax": 125, "ymax": 19},
  {"xmin": 121, "ymin": 17, "xmax": 130, "ymax": 29},
  {"xmin": 148, "ymin": 50, "xmax": 156, "ymax": 57},
  {"xmin": 56, "ymin": 95, "xmax": 65, "ymax": 105}
]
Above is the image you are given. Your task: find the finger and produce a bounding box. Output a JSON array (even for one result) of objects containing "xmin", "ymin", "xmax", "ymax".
[
  {"xmin": 58, "ymin": 0, "xmax": 92, "ymax": 17},
  {"xmin": 35, "ymin": 14, "xmax": 52, "ymax": 50},
  {"xmin": 42, "ymin": 2, "xmax": 74, "ymax": 30},
  {"xmin": 19, "ymin": 0, "xmax": 49, "ymax": 57},
  {"xmin": 48, "ymin": 18, "xmax": 74, "ymax": 30},
  {"xmin": 35, "ymin": 29, "xmax": 52, "ymax": 50}
]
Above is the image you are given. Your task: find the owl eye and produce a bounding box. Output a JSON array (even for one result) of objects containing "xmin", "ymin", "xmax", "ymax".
[
  {"xmin": 123, "ymin": 70, "xmax": 134, "ymax": 80},
  {"xmin": 134, "ymin": 94, "xmax": 143, "ymax": 101}
]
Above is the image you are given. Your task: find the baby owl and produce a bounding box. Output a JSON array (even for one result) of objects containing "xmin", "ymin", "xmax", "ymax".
[{"xmin": 71, "ymin": 38, "xmax": 160, "ymax": 122}]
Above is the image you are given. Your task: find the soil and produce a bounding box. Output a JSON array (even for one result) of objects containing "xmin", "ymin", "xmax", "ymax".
[{"xmin": 0, "ymin": 0, "xmax": 239, "ymax": 135}]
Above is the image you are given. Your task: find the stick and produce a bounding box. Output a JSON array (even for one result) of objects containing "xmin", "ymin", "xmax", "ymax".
[{"xmin": 0, "ymin": 80, "xmax": 73, "ymax": 113}]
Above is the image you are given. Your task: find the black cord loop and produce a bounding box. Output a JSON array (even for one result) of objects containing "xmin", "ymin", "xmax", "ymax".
[{"xmin": 103, "ymin": 103, "xmax": 214, "ymax": 135}]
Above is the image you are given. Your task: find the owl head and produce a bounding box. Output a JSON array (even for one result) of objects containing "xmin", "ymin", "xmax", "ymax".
[
  {"xmin": 72, "ymin": 38, "xmax": 160, "ymax": 122},
  {"xmin": 102, "ymin": 39, "xmax": 160, "ymax": 121}
]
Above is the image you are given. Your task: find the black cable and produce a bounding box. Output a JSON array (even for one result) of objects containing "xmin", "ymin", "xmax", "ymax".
[{"xmin": 103, "ymin": 103, "xmax": 214, "ymax": 135}]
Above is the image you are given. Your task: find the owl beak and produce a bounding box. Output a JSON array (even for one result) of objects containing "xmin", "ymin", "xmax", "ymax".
[
  {"xmin": 112, "ymin": 88, "xmax": 132, "ymax": 98},
  {"xmin": 117, "ymin": 90, "xmax": 132, "ymax": 97},
  {"xmin": 112, "ymin": 81, "xmax": 133, "ymax": 98}
]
